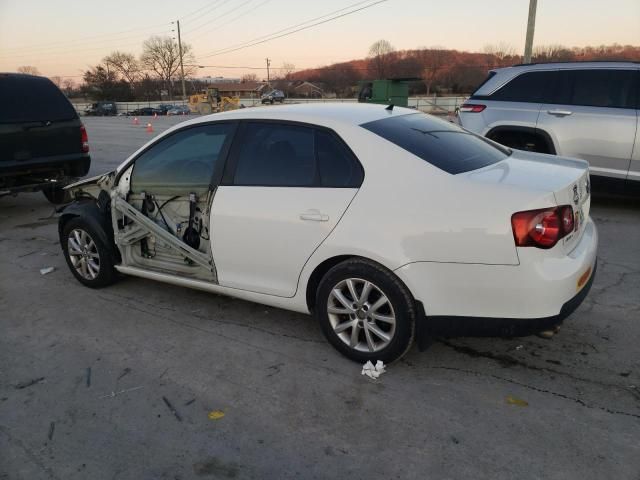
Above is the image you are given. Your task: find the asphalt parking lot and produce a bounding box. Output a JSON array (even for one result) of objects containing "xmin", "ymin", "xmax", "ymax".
[{"xmin": 1, "ymin": 116, "xmax": 639, "ymax": 480}]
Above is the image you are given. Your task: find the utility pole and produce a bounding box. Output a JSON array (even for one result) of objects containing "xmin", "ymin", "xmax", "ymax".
[
  {"xmin": 523, "ymin": 0, "xmax": 537, "ymax": 63},
  {"xmin": 176, "ymin": 20, "xmax": 187, "ymax": 102},
  {"xmin": 265, "ymin": 57, "xmax": 271, "ymax": 84}
]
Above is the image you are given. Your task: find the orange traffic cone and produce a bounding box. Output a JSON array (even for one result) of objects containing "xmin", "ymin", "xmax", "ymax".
[
  {"xmin": 132, "ymin": 116, "xmax": 139, "ymax": 125},
  {"xmin": 146, "ymin": 123, "xmax": 154, "ymax": 133}
]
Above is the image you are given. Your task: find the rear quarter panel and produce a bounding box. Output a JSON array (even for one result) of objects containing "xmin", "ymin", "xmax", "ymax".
[{"xmin": 298, "ymin": 125, "xmax": 556, "ymax": 286}]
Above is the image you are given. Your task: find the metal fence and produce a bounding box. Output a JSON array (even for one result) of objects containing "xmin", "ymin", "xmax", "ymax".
[{"xmin": 72, "ymin": 95, "xmax": 468, "ymax": 116}]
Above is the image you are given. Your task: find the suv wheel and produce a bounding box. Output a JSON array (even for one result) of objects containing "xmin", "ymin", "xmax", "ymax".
[{"xmin": 315, "ymin": 258, "xmax": 416, "ymax": 363}]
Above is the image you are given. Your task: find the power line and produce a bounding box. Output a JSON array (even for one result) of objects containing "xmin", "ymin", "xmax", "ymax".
[
  {"xmin": 1, "ymin": 23, "xmax": 170, "ymax": 55},
  {"xmin": 187, "ymin": 0, "xmax": 254, "ymax": 35},
  {"xmin": 197, "ymin": 0, "xmax": 389, "ymax": 59},
  {"xmin": 186, "ymin": 0, "xmax": 273, "ymax": 42},
  {"xmin": 180, "ymin": 0, "xmax": 237, "ymax": 29},
  {"xmin": 179, "ymin": 0, "xmax": 223, "ymax": 22}
]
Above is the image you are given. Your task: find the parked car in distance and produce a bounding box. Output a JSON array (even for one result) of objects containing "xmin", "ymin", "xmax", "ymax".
[
  {"xmin": 166, "ymin": 105, "xmax": 191, "ymax": 116},
  {"xmin": 0, "ymin": 73, "xmax": 90, "ymax": 203},
  {"xmin": 261, "ymin": 89, "xmax": 285, "ymax": 104},
  {"xmin": 84, "ymin": 101, "xmax": 117, "ymax": 116},
  {"xmin": 128, "ymin": 107, "xmax": 161, "ymax": 117},
  {"xmin": 59, "ymin": 104, "xmax": 597, "ymax": 363},
  {"xmin": 157, "ymin": 104, "xmax": 175, "ymax": 115},
  {"xmin": 458, "ymin": 61, "xmax": 640, "ymax": 195}
]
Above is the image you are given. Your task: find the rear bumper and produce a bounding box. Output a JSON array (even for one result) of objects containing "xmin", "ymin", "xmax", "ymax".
[
  {"xmin": 395, "ymin": 217, "xmax": 598, "ymax": 343},
  {"xmin": 418, "ymin": 260, "xmax": 596, "ymax": 341},
  {"xmin": 0, "ymin": 153, "xmax": 90, "ymax": 181}
]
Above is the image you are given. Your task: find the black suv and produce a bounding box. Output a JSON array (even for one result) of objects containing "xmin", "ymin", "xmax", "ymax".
[{"xmin": 0, "ymin": 73, "xmax": 90, "ymax": 203}]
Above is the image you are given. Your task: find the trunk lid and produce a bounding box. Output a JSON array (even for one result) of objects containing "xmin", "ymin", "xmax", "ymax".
[{"xmin": 465, "ymin": 150, "xmax": 591, "ymax": 253}]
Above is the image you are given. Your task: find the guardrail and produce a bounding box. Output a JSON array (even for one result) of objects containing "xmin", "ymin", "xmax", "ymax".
[{"xmin": 72, "ymin": 96, "xmax": 468, "ymax": 116}]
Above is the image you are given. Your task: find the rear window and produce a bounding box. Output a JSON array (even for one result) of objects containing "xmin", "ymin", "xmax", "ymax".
[
  {"xmin": 361, "ymin": 113, "xmax": 509, "ymax": 174},
  {"xmin": 490, "ymin": 71, "xmax": 558, "ymax": 103},
  {"xmin": 0, "ymin": 74, "xmax": 77, "ymax": 123}
]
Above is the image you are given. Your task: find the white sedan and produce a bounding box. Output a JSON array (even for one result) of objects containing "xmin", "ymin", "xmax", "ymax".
[{"xmin": 59, "ymin": 104, "xmax": 598, "ymax": 363}]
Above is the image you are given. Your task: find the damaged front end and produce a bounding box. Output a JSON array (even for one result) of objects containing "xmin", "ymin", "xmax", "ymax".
[{"xmin": 60, "ymin": 167, "xmax": 218, "ymax": 284}]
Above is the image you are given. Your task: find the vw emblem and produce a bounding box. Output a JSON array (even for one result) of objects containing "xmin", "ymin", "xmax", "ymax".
[{"xmin": 573, "ymin": 184, "xmax": 579, "ymax": 205}]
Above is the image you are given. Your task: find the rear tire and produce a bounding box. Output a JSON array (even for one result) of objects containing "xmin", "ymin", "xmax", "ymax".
[
  {"xmin": 315, "ymin": 258, "xmax": 416, "ymax": 363},
  {"xmin": 61, "ymin": 217, "xmax": 117, "ymax": 288}
]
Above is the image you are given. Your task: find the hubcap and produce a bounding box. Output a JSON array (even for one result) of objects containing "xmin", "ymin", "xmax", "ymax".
[
  {"xmin": 327, "ymin": 278, "xmax": 396, "ymax": 353},
  {"xmin": 67, "ymin": 228, "xmax": 100, "ymax": 280}
]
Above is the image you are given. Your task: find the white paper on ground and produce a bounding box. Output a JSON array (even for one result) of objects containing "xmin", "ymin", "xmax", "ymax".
[{"xmin": 361, "ymin": 360, "xmax": 386, "ymax": 379}]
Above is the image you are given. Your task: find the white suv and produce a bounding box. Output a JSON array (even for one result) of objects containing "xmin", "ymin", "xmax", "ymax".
[{"xmin": 458, "ymin": 62, "xmax": 639, "ymax": 193}]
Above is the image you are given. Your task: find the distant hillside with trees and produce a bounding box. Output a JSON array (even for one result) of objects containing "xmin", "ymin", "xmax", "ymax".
[{"xmin": 289, "ymin": 42, "xmax": 640, "ymax": 96}]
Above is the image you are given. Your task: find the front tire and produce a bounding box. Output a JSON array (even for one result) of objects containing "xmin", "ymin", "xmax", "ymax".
[
  {"xmin": 61, "ymin": 217, "xmax": 117, "ymax": 288},
  {"xmin": 315, "ymin": 258, "xmax": 416, "ymax": 363}
]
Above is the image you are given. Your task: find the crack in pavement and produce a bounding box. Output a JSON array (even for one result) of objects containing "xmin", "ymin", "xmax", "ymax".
[
  {"xmin": 438, "ymin": 339, "xmax": 638, "ymax": 398},
  {"xmin": 0, "ymin": 425, "xmax": 62, "ymax": 480},
  {"xmin": 420, "ymin": 364, "xmax": 640, "ymax": 420}
]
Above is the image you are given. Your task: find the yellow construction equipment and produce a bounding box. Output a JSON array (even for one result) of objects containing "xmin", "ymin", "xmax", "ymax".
[{"xmin": 188, "ymin": 87, "xmax": 240, "ymax": 115}]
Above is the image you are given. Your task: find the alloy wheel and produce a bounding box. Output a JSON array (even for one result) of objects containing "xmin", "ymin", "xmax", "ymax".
[
  {"xmin": 327, "ymin": 278, "xmax": 396, "ymax": 353},
  {"xmin": 67, "ymin": 228, "xmax": 101, "ymax": 280}
]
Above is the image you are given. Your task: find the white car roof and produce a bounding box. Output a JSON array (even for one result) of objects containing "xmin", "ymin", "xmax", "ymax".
[{"xmin": 181, "ymin": 103, "xmax": 417, "ymax": 130}]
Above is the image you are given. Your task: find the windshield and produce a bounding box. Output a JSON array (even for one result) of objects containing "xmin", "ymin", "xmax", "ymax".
[{"xmin": 361, "ymin": 113, "xmax": 509, "ymax": 174}]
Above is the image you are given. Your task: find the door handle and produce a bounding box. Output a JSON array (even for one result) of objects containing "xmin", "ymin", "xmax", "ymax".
[
  {"xmin": 547, "ymin": 109, "xmax": 572, "ymax": 117},
  {"xmin": 300, "ymin": 209, "xmax": 329, "ymax": 222}
]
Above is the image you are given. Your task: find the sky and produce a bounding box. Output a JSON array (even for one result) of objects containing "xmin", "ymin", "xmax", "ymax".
[{"xmin": 0, "ymin": 0, "xmax": 638, "ymax": 81}]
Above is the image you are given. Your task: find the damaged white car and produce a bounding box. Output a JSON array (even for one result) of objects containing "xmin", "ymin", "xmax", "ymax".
[{"xmin": 59, "ymin": 104, "xmax": 597, "ymax": 363}]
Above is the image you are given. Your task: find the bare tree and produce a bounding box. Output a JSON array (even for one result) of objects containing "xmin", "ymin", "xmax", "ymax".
[
  {"xmin": 103, "ymin": 51, "xmax": 141, "ymax": 85},
  {"xmin": 17, "ymin": 65, "xmax": 41, "ymax": 75},
  {"xmin": 241, "ymin": 73, "xmax": 259, "ymax": 83},
  {"xmin": 140, "ymin": 36, "xmax": 195, "ymax": 99},
  {"xmin": 62, "ymin": 78, "xmax": 76, "ymax": 96},
  {"xmin": 533, "ymin": 44, "xmax": 573, "ymax": 62},
  {"xmin": 49, "ymin": 76, "xmax": 62, "ymax": 87},
  {"xmin": 416, "ymin": 48, "xmax": 449, "ymax": 96},
  {"xmin": 483, "ymin": 42, "xmax": 517, "ymax": 67},
  {"xmin": 368, "ymin": 39, "xmax": 395, "ymax": 78},
  {"xmin": 281, "ymin": 62, "xmax": 296, "ymax": 79}
]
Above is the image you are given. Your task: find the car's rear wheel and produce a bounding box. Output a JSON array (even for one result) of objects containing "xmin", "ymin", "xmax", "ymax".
[
  {"xmin": 61, "ymin": 217, "xmax": 117, "ymax": 288},
  {"xmin": 316, "ymin": 258, "xmax": 416, "ymax": 363},
  {"xmin": 42, "ymin": 183, "xmax": 72, "ymax": 204}
]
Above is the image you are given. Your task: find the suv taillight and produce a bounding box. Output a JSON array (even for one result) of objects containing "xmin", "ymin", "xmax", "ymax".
[
  {"xmin": 511, "ymin": 205, "xmax": 574, "ymax": 249},
  {"xmin": 80, "ymin": 124, "xmax": 89, "ymax": 153},
  {"xmin": 459, "ymin": 103, "xmax": 486, "ymax": 113}
]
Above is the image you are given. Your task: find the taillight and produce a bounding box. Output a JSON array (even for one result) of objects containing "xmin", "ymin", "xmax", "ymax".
[
  {"xmin": 511, "ymin": 205, "xmax": 574, "ymax": 249},
  {"xmin": 80, "ymin": 124, "xmax": 89, "ymax": 153},
  {"xmin": 459, "ymin": 103, "xmax": 486, "ymax": 113}
]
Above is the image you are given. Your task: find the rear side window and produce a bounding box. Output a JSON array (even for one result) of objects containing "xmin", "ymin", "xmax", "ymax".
[
  {"xmin": 234, "ymin": 123, "xmax": 316, "ymax": 186},
  {"xmin": 361, "ymin": 113, "xmax": 509, "ymax": 175},
  {"xmin": 232, "ymin": 122, "xmax": 364, "ymax": 187},
  {"xmin": 490, "ymin": 71, "xmax": 557, "ymax": 103},
  {"xmin": 316, "ymin": 130, "xmax": 363, "ymax": 187},
  {"xmin": 554, "ymin": 69, "xmax": 637, "ymax": 108},
  {"xmin": 0, "ymin": 74, "xmax": 77, "ymax": 123}
]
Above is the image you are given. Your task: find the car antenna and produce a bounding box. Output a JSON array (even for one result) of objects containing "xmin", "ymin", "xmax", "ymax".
[{"xmin": 385, "ymin": 104, "xmax": 394, "ymax": 111}]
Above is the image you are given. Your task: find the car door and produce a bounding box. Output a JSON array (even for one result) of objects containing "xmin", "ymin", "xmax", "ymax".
[
  {"xmin": 115, "ymin": 122, "xmax": 237, "ymax": 282},
  {"xmin": 210, "ymin": 121, "xmax": 363, "ymax": 297},
  {"xmin": 628, "ymin": 69, "xmax": 640, "ymax": 185},
  {"xmin": 537, "ymin": 68, "xmax": 638, "ymax": 179}
]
